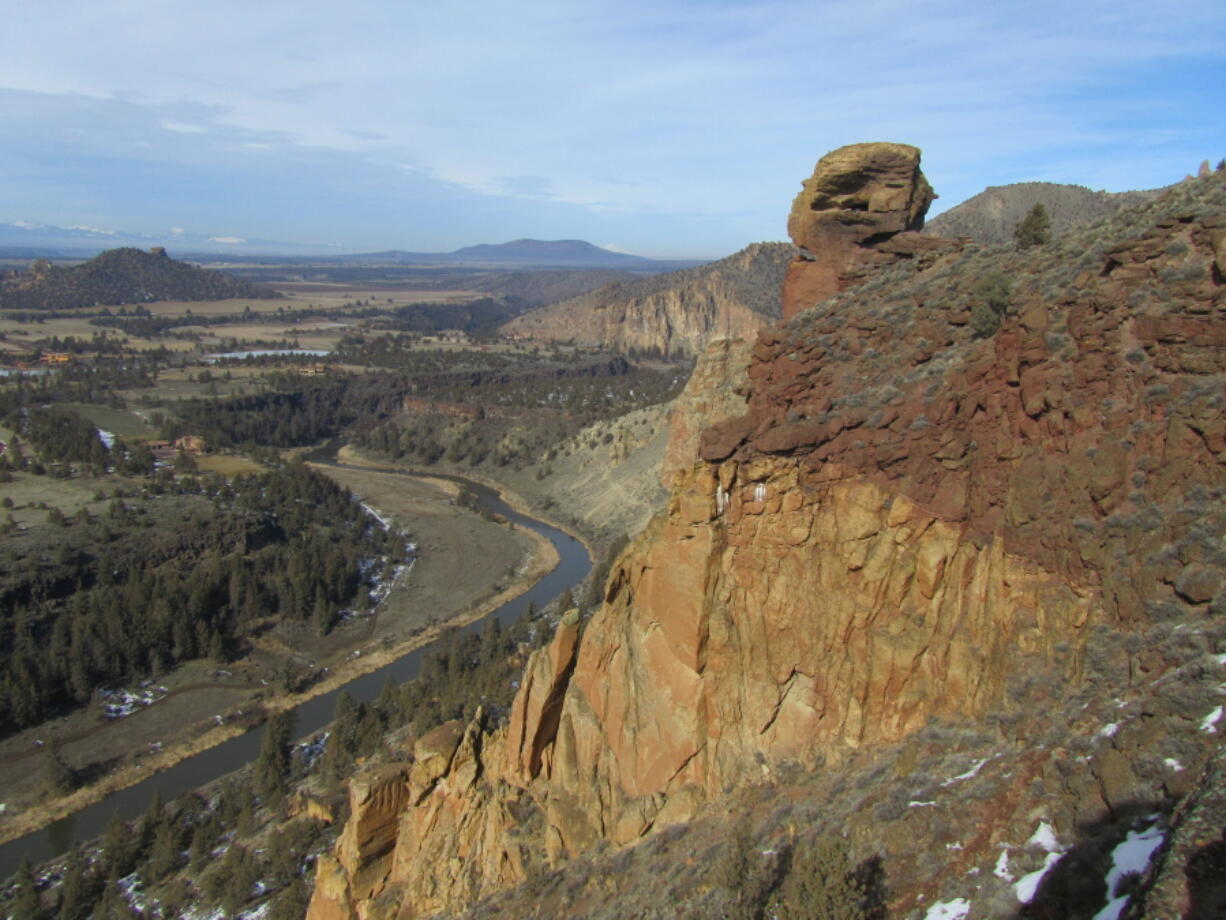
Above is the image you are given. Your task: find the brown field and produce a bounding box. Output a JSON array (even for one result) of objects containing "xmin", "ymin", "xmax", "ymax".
[{"xmin": 196, "ymin": 455, "xmax": 265, "ymax": 476}]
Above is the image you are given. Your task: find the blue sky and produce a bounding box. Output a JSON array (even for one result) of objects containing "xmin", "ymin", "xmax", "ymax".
[{"xmin": 2, "ymin": 0, "xmax": 1223, "ymax": 259}]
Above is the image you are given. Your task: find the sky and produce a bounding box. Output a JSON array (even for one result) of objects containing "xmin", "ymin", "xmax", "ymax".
[{"xmin": 2, "ymin": 0, "xmax": 1223, "ymax": 259}]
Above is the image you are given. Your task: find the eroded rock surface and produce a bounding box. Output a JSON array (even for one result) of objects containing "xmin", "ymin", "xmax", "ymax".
[
  {"xmin": 310, "ymin": 164, "xmax": 1226, "ymax": 920},
  {"xmin": 782, "ymin": 142, "xmax": 953, "ymax": 319}
]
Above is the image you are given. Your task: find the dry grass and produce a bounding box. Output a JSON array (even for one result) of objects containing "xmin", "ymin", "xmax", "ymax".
[
  {"xmin": 196, "ymin": 455, "xmax": 265, "ymax": 476},
  {"xmin": 55, "ymin": 403, "xmax": 156, "ymax": 440}
]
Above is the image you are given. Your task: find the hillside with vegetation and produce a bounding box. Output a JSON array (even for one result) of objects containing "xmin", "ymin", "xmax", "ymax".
[
  {"xmin": 924, "ymin": 180, "xmax": 1165, "ymax": 244},
  {"xmin": 1, "ymin": 154, "xmax": 1223, "ymax": 920},
  {"xmin": 0, "ymin": 247, "xmax": 280, "ymax": 311}
]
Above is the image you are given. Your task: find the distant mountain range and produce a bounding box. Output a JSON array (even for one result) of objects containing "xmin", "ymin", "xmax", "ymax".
[
  {"xmin": 0, "ymin": 247, "xmax": 280, "ymax": 311},
  {"xmin": 0, "ymin": 222, "xmax": 701, "ymax": 271}
]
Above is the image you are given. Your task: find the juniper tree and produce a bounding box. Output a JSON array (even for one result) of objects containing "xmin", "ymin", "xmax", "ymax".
[{"xmin": 1014, "ymin": 203, "xmax": 1052, "ymax": 248}]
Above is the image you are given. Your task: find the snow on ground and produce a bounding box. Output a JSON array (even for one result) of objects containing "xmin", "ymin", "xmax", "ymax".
[
  {"xmin": 1091, "ymin": 821, "xmax": 1166, "ymax": 920},
  {"xmin": 99, "ymin": 683, "xmax": 169, "ymax": 719},
  {"xmin": 97, "ymin": 428, "xmax": 116, "ymax": 449},
  {"xmin": 924, "ymin": 898, "xmax": 971, "ymax": 920},
  {"xmin": 1096, "ymin": 722, "xmax": 1119, "ymax": 739},
  {"xmin": 1200, "ymin": 705, "xmax": 1222, "ymax": 733},
  {"xmin": 1013, "ymin": 821, "xmax": 1068, "ymax": 904},
  {"xmin": 941, "ymin": 756, "xmax": 991, "ymax": 787},
  {"xmin": 360, "ymin": 501, "xmax": 392, "ymax": 530}
]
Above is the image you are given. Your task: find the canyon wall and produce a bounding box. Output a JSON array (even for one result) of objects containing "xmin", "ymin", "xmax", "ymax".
[
  {"xmin": 502, "ymin": 242, "xmax": 792, "ymax": 358},
  {"xmin": 309, "ymin": 150, "xmax": 1226, "ymax": 920}
]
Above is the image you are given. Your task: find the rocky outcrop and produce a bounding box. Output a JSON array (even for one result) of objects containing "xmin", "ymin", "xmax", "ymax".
[
  {"xmin": 782, "ymin": 142, "xmax": 954, "ymax": 319},
  {"xmin": 311, "ymin": 163, "xmax": 1226, "ymax": 920},
  {"xmin": 662, "ymin": 336, "xmax": 753, "ymax": 486},
  {"xmin": 502, "ymin": 242, "xmax": 792, "ymax": 358}
]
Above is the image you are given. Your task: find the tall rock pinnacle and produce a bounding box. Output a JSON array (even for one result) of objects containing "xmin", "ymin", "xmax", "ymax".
[{"xmin": 781, "ymin": 142, "xmax": 946, "ymax": 318}]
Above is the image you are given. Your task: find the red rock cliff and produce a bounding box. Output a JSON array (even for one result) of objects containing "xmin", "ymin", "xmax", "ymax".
[{"xmin": 308, "ymin": 159, "xmax": 1226, "ymax": 920}]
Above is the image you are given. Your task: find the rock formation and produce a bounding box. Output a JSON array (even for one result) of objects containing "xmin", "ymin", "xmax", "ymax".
[
  {"xmin": 501, "ymin": 242, "xmax": 792, "ymax": 358},
  {"xmin": 781, "ymin": 142, "xmax": 953, "ymax": 319},
  {"xmin": 309, "ymin": 160, "xmax": 1226, "ymax": 920}
]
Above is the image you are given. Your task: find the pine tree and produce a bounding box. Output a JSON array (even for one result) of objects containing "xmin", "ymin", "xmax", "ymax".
[
  {"xmin": 268, "ymin": 878, "xmax": 311, "ymax": 920},
  {"xmin": 101, "ymin": 810, "xmax": 135, "ymax": 880},
  {"xmin": 1014, "ymin": 202, "xmax": 1052, "ymax": 248},
  {"xmin": 146, "ymin": 819, "xmax": 180, "ymax": 882},
  {"xmin": 254, "ymin": 709, "xmax": 297, "ymax": 806},
  {"xmin": 11, "ymin": 856, "xmax": 40, "ymax": 920},
  {"xmin": 56, "ymin": 845, "xmax": 98, "ymax": 920},
  {"xmin": 42, "ymin": 738, "xmax": 76, "ymax": 798}
]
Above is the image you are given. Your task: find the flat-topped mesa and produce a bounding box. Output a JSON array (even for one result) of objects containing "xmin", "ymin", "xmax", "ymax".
[{"xmin": 782, "ymin": 142, "xmax": 949, "ymax": 319}]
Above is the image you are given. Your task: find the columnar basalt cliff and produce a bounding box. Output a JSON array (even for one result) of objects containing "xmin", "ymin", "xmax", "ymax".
[{"xmin": 309, "ymin": 158, "xmax": 1226, "ymax": 920}]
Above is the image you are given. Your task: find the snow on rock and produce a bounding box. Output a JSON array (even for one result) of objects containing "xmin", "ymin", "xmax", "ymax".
[
  {"xmin": 1013, "ymin": 822, "xmax": 1068, "ymax": 904},
  {"xmin": 1015, "ymin": 853, "xmax": 1063, "ymax": 905},
  {"xmin": 994, "ymin": 850, "xmax": 1013, "ymax": 881},
  {"xmin": 1200, "ymin": 705, "xmax": 1222, "ymax": 733},
  {"xmin": 1027, "ymin": 822, "xmax": 1061, "ymax": 853},
  {"xmin": 924, "ymin": 899, "xmax": 971, "ymax": 920},
  {"xmin": 1091, "ymin": 821, "xmax": 1165, "ymax": 920}
]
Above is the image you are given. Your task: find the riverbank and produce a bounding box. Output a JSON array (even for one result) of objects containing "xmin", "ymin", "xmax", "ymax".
[{"xmin": 0, "ymin": 463, "xmax": 558, "ymax": 850}]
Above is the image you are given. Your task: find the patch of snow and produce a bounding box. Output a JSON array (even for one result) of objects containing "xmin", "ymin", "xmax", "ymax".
[
  {"xmin": 925, "ymin": 899, "xmax": 971, "ymax": 920},
  {"xmin": 945, "ymin": 841, "xmax": 963, "ymax": 851},
  {"xmin": 1164, "ymin": 758, "xmax": 1184, "ymax": 771},
  {"xmin": 1015, "ymin": 853, "xmax": 1063, "ymax": 904},
  {"xmin": 1097, "ymin": 722, "xmax": 1119, "ymax": 739},
  {"xmin": 942, "ymin": 756, "xmax": 991, "ymax": 786},
  {"xmin": 1028, "ymin": 822, "xmax": 1061, "ymax": 853},
  {"xmin": 994, "ymin": 850, "xmax": 1014, "ymax": 881},
  {"xmin": 98, "ymin": 684, "xmax": 168, "ymax": 719},
  {"xmin": 1200, "ymin": 705, "xmax": 1223, "ymax": 733},
  {"xmin": 97, "ymin": 428, "xmax": 116, "ymax": 449},
  {"xmin": 909, "ymin": 800, "xmax": 936, "ymax": 808},
  {"xmin": 360, "ymin": 501, "xmax": 392, "ymax": 530},
  {"xmin": 1091, "ymin": 821, "xmax": 1165, "ymax": 920}
]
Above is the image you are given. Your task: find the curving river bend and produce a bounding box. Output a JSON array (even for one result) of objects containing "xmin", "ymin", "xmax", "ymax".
[{"xmin": 0, "ymin": 459, "xmax": 591, "ymax": 880}]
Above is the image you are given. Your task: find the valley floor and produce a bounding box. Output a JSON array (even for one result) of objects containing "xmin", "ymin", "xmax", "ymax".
[{"xmin": 0, "ymin": 453, "xmax": 556, "ymax": 847}]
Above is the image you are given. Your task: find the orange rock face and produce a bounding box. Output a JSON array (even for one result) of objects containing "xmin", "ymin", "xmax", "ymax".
[
  {"xmin": 781, "ymin": 142, "xmax": 952, "ymax": 319},
  {"xmin": 311, "ymin": 168, "xmax": 1226, "ymax": 919}
]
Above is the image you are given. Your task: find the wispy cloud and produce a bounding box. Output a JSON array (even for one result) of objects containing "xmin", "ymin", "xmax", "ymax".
[{"xmin": 0, "ymin": 0, "xmax": 1222, "ymax": 256}]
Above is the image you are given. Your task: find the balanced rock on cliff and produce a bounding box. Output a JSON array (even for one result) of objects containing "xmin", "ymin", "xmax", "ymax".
[{"xmin": 782, "ymin": 142, "xmax": 952, "ymax": 318}]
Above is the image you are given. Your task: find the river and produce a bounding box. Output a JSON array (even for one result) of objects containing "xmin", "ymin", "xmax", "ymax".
[{"xmin": 0, "ymin": 459, "xmax": 591, "ymax": 879}]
